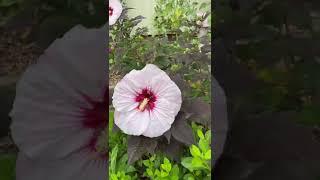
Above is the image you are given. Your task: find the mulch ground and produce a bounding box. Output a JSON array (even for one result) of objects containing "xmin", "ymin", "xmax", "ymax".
[
  {"xmin": 0, "ymin": 29, "xmax": 42, "ymax": 154},
  {"xmin": 0, "ymin": 29, "xmax": 41, "ymax": 76}
]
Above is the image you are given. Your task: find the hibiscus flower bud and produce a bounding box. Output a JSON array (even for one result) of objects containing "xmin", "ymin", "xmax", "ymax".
[{"xmin": 112, "ymin": 64, "xmax": 182, "ymax": 138}]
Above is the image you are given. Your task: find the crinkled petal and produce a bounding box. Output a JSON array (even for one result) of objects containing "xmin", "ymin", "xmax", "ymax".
[
  {"xmin": 112, "ymin": 76, "xmax": 140, "ymax": 112},
  {"xmin": 142, "ymin": 99, "xmax": 174, "ymax": 137},
  {"xmin": 16, "ymin": 151, "xmax": 107, "ymax": 180},
  {"xmin": 150, "ymin": 71, "xmax": 182, "ymax": 115},
  {"xmin": 10, "ymin": 24, "xmax": 107, "ymax": 160},
  {"xmin": 114, "ymin": 110, "xmax": 150, "ymax": 136}
]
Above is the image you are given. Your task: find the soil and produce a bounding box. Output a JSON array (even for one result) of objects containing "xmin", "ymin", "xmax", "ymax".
[{"xmin": 0, "ymin": 29, "xmax": 41, "ymax": 76}]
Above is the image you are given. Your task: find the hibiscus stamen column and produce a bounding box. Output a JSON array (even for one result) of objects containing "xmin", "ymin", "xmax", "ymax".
[{"xmin": 138, "ymin": 98, "xmax": 150, "ymax": 111}]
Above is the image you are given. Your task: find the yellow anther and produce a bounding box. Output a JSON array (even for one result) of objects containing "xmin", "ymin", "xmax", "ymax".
[{"xmin": 138, "ymin": 98, "xmax": 149, "ymax": 111}]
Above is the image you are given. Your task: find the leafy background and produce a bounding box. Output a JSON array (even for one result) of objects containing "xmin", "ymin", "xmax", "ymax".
[
  {"xmin": 109, "ymin": 0, "xmax": 212, "ymax": 179},
  {"xmin": 214, "ymin": 0, "xmax": 320, "ymax": 179}
]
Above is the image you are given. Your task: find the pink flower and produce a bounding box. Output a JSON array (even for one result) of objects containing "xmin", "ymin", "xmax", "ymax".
[
  {"xmin": 112, "ymin": 64, "xmax": 182, "ymax": 138},
  {"xmin": 109, "ymin": 0, "xmax": 123, "ymax": 25},
  {"xmin": 10, "ymin": 25, "xmax": 108, "ymax": 180}
]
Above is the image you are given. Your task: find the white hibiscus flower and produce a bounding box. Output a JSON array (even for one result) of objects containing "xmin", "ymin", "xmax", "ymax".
[
  {"xmin": 112, "ymin": 64, "xmax": 182, "ymax": 138},
  {"xmin": 109, "ymin": 0, "xmax": 123, "ymax": 25},
  {"xmin": 10, "ymin": 25, "xmax": 108, "ymax": 180}
]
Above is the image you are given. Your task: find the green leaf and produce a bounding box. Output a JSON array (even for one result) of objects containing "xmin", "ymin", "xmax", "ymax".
[
  {"xmin": 163, "ymin": 157, "xmax": 170, "ymax": 165},
  {"xmin": 146, "ymin": 168, "xmax": 153, "ymax": 177},
  {"xmin": 205, "ymin": 130, "xmax": 211, "ymax": 142},
  {"xmin": 110, "ymin": 145, "xmax": 118, "ymax": 173},
  {"xmin": 160, "ymin": 170, "xmax": 169, "ymax": 177},
  {"xmin": 191, "ymin": 157, "xmax": 205, "ymax": 169},
  {"xmin": 0, "ymin": 154, "xmax": 16, "ymax": 180},
  {"xmin": 109, "ymin": 111, "xmax": 114, "ymax": 131},
  {"xmin": 0, "ymin": 0, "xmax": 17, "ymax": 7},
  {"xmin": 150, "ymin": 154, "xmax": 156, "ymax": 162},
  {"xmin": 190, "ymin": 145, "xmax": 201, "ymax": 157},
  {"xmin": 171, "ymin": 175, "xmax": 180, "ymax": 180},
  {"xmin": 197, "ymin": 129, "xmax": 205, "ymax": 139},
  {"xmin": 204, "ymin": 150, "xmax": 211, "ymax": 160},
  {"xmin": 155, "ymin": 169, "xmax": 161, "ymax": 177},
  {"xmin": 198, "ymin": 138, "xmax": 209, "ymax": 153},
  {"xmin": 181, "ymin": 157, "xmax": 194, "ymax": 172},
  {"xmin": 161, "ymin": 159, "xmax": 172, "ymax": 172},
  {"xmin": 183, "ymin": 173, "xmax": 195, "ymax": 180},
  {"xmin": 126, "ymin": 165, "xmax": 136, "ymax": 174},
  {"xmin": 171, "ymin": 164, "xmax": 180, "ymax": 176},
  {"xmin": 110, "ymin": 173, "xmax": 118, "ymax": 180}
]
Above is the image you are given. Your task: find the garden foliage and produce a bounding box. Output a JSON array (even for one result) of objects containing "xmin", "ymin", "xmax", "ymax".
[
  {"xmin": 109, "ymin": 0, "xmax": 212, "ymax": 179},
  {"xmin": 215, "ymin": 0, "xmax": 320, "ymax": 126}
]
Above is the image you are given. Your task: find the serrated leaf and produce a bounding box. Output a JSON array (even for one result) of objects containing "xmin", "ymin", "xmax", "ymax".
[
  {"xmin": 157, "ymin": 138, "xmax": 184, "ymax": 161},
  {"xmin": 171, "ymin": 112, "xmax": 195, "ymax": 146},
  {"xmin": 182, "ymin": 98, "xmax": 211, "ymax": 127},
  {"xmin": 170, "ymin": 74, "xmax": 191, "ymax": 99},
  {"xmin": 127, "ymin": 136, "xmax": 158, "ymax": 164},
  {"xmin": 163, "ymin": 130, "xmax": 172, "ymax": 143}
]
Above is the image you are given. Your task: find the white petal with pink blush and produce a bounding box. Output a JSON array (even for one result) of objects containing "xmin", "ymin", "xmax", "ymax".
[
  {"xmin": 109, "ymin": 0, "xmax": 123, "ymax": 25},
  {"xmin": 112, "ymin": 64, "xmax": 182, "ymax": 138}
]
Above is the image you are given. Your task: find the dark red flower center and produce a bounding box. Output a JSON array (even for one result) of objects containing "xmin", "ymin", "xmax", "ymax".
[
  {"xmin": 109, "ymin": 6, "xmax": 113, "ymax": 16},
  {"xmin": 80, "ymin": 89, "xmax": 108, "ymax": 159},
  {"xmin": 135, "ymin": 88, "xmax": 157, "ymax": 111}
]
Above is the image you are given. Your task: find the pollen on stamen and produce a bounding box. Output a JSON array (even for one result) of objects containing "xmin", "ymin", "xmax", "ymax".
[
  {"xmin": 138, "ymin": 98, "xmax": 149, "ymax": 111},
  {"xmin": 135, "ymin": 88, "xmax": 157, "ymax": 111}
]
